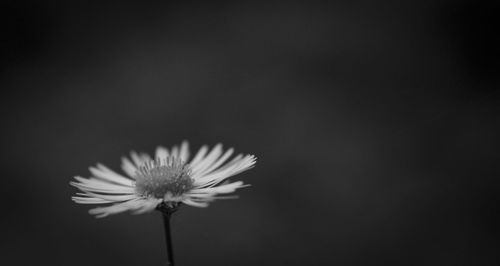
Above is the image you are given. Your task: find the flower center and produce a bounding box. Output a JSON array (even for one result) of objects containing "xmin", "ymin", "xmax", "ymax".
[{"xmin": 134, "ymin": 157, "xmax": 194, "ymax": 199}]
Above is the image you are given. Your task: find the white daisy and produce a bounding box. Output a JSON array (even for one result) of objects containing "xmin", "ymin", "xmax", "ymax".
[{"xmin": 71, "ymin": 141, "xmax": 256, "ymax": 218}]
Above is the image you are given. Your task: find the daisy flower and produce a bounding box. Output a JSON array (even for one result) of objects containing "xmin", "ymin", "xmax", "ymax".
[{"xmin": 71, "ymin": 141, "xmax": 256, "ymax": 218}]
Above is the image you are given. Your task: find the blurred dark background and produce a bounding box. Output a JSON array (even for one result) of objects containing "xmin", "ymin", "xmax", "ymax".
[{"xmin": 1, "ymin": 1, "xmax": 499, "ymax": 265}]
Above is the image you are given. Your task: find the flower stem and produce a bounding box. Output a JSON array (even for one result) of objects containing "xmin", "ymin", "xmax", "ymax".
[{"xmin": 162, "ymin": 211, "xmax": 175, "ymax": 266}]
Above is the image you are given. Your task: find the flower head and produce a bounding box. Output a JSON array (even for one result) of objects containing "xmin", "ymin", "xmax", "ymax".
[{"xmin": 71, "ymin": 141, "xmax": 256, "ymax": 218}]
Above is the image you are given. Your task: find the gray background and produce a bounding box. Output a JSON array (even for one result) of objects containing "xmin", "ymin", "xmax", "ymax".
[{"xmin": 1, "ymin": 1, "xmax": 499, "ymax": 265}]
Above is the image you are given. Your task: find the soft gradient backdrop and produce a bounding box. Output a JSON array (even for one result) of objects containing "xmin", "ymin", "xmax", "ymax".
[{"xmin": 1, "ymin": 1, "xmax": 499, "ymax": 265}]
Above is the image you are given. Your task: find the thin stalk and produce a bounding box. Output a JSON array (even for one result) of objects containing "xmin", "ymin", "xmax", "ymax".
[{"xmin": 162, "ymin": 211, "xmax": 175, "ymax": 266}]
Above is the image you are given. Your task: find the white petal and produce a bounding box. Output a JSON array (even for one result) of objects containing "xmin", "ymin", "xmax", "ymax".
[
  {"xmin": 121, "ymin": 157, "xmax": 137, "ymax": 178},
  {"xmin": 89, "ymin": 199, "xmax": 149, "ymax": 218},
  {"xmin": 192, "ymin": 148, "xmax": 233, "ymax": 178},
  {"xmin": 186, "ymin": 194, "xmax": 238, "ymax": 200},
  {"xmin": 194, "ymin": 155, "xmax": 256, "ymax": 187},
  {"xmin": 70, "ymin": 177, "xmax": 135, "ymax": 194},
  {"xmin": 155, "ymin": 146, "xmax": 169, "ymax": 160},
  {"xmin": 191, "ymin": 144, "xmax": 223, "ymax": 175},
  {"xmin": 130, "ymin": 151, "xmax": 151, "ymax": 167},
  {"xmin": 72, "ymin": 197, "xmax": 115, "ymax": 204},
  {"xmin": 189, "ymin": 145, "xmax": 208, "ymax": 167},
  {"xmin": 170, "ymin": 145, "xmax": 179, "ymax": 159},
  {"xmin": 131, "ymin": 199, "xmax": 161, "ymax": 214},
  {"xmin": 179, "ymin": 141, "xmax": 190, "ymax": 162},
  {"xmin": 71, "ymin": 183, "xmax": 134, "ymax": 194},
  {"xmin": 77, "ymin": 191, "xmax": 138, "ymax": 202},
  {"xmin": 182, "ymin": 198, "xmax": 209, "ymax": 208},
  {"xmin": 190, "ymin": 181, "xmax": 248, "ymax": 194},
  {"xmin": 89, "ymin": 164, "xmax": 134, "ymax": 186},
  {"xmin": 73, "ymin": 177, "xmax": 131, "ymax": 188}
]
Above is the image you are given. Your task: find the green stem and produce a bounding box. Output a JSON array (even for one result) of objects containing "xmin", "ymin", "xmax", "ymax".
[{"xmin": 162, "ymin": 211, "xmax": 175, "ymax": 266}]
